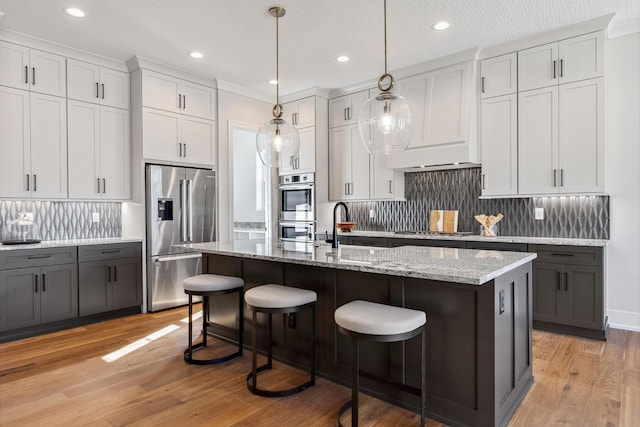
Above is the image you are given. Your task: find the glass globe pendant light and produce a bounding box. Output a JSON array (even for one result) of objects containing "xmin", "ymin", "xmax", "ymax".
[
  {"xmin": 256, "ymin": 7, "xmax": 300, "ymax": 168},
  {"xmin": 358, "ymin": 0, "xmax": 413, "ymax": 156}
]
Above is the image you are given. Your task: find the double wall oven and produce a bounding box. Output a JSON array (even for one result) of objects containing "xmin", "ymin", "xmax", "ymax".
[{"xmin": 279, "ymin": 173, "xmax": 315, "ymax": 246}]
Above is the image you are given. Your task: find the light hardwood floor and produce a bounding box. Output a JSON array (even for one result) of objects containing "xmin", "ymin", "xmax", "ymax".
[{"xmin": 1, "ymin": 305, "xmax": 638, "ymax": 426}]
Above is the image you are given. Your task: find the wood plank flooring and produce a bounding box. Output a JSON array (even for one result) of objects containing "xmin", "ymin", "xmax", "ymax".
[{"xmin": 1, "ymin": 305, "xmax": 638, "ymax": 426}]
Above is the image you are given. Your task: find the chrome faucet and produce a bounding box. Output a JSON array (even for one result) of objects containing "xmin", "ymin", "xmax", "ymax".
[{"xmin": 331, "ymin": 202, "xmax": 351, "ymax": 249}]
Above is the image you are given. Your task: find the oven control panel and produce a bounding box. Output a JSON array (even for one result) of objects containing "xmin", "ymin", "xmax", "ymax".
[{"xmin": 281, "ymin": 173, "xmax": 314, "ymax": 185}]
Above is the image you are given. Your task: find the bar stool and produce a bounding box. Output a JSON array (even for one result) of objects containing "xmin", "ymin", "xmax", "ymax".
[
  {"xmin": 183, "ymin": 274, "xmax": 244, "ymax": 365},
  {"xmin": 244, "ymin": 284, "xmax": 316, "ymax": 397},
  {"xmin": 335, "ymin": 300, "xmax": 427, "ymax": 427}
]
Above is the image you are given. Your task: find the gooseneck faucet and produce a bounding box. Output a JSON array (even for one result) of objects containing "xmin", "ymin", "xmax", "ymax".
[{"xmin": 331, "ymin": 202, "xmax": 351, "ymax": 249}]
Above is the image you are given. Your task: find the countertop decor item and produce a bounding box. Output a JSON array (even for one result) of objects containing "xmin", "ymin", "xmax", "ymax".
[
  {"xmin": 256, "ymin": 6, "xmax": 299, "ymax": 168},
  {"xmin": 2, "ymin": 215, "xmax": 42, "ymax": 245},
  {"xmin": 336, "ymin": 222, "xmax": 357, "ymax": 232},
  {"xmin": 475, "ymin": 214, "xmax": 504, "ymax": 236},
  {"xmin": 430, "ymin": 210, "xmax": 459, "ymax": 232}
]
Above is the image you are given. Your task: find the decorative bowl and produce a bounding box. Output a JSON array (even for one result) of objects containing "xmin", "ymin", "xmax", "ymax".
[{"xmin": 336, "ymin": 222, "xmax": 357, "ymax": 232}]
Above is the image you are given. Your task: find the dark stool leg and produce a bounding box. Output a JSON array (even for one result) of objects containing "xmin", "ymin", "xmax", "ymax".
[
  {"xmin": 202, "ymin": 295, "xmax": 208, "ymax": 346},
  {"xmin": 251, "ymin": 309, "xmax": 258, "ymax": 393},
  {"xmin": 421, "ymin": 327, "xmax": 426, "ymax": 427},
  {"xmin": 187, "ymin": 294, "xmax": 193, "ymax": 361},
  {"xmin": 311, "ymin": 303, "xmax": 316, "ymax": 386},
  {"xmin": 352, "ymin": 337, "xmax": 359, "ymax": 427},
  {"xmin": 238, "ymin": 289, "xmax": 244, "ymax": 356},
  {"xmin": 267, "ymin": 313, "xmax": 273, "ymax": 368}
]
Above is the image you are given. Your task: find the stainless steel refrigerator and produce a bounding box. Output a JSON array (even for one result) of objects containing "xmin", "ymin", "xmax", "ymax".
[{"xmin": 146, "ymin": 164, "xmax": 215, "ymax": 312}]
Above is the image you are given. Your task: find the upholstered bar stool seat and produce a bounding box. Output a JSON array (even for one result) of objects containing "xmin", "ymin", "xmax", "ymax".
[
  {"xmin": 335, "ymin": 300, "xmax": 427, "ymax": 427},
  {"xmin": 244, "ymin": 284, "xmax": 317, "ymax": 397},
  {"xmin": 183, "ymin": 274, "xmax": 244, "ymax": 365}
]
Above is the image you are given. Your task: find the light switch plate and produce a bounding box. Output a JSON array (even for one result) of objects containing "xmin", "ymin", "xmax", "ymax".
[
  {"xmin": 534, "ymin": 208, "xmax": 544, "ymax": 220},
  {"xmin": 92, "ymin": 212, "xmax": 100, "ymax": 223},
  {"xmin": 18, "ymin": 212, "xmax": 34, "ymax": 221},
  {"xmin": 369, "ymin": 209, "xmax": 375, "ymax": 219}
]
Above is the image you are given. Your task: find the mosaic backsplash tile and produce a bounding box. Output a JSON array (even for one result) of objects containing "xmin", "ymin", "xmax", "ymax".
[
  {"xmin": 0, "ymin": 200, "xmax": 121, "ymax": 241},
  {"xmin": 346, "ymin": 168, "xmax": 609, "ymax": 240}
]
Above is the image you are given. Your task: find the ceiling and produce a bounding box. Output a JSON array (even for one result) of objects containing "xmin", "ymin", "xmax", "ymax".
[{"xmin": 0, "ymin": 0, "xmax": 638, "ymax": 98}]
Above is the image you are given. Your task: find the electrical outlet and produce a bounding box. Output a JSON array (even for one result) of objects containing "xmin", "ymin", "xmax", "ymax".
[
  {"xmin": 534, "ymin": 207, "xmax": 544, "ymax": 220},
  {"xmin": 369, "ymin": 209, "xmax": 375, "ymax": 219},
  {"xmin": 92, "ymin": 212, "xmax": 100, "ymax": 223},
  {"xmin": 287, "ymin": 313, "xmax": 296, "ymax": 329},
  {"xmin": 18, "ymin": 212, "xmax": 34, "ymax": 221}
]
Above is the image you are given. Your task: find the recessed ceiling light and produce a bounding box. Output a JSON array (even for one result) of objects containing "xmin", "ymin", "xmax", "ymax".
[
  {"xmin": 65, "ymin": 7, "xmax": 85, "ymax": 18},
  {"xmin": 269, "ymin": 79, "xmax": 278, "ymax": 85},
  {"xmin": 336, "ymin": 55, "xmax": 350, "ymax": 63},
  {"xmin": 189, "ymin": 51, "xmax": 204, "ymax": 59},
  {"xmin": 433, "ymin": 21, "xmax": 450, "ymax": 31}
]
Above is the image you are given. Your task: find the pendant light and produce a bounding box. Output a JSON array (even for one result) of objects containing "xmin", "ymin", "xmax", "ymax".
[
  {"xmin": 358, "ymin": 0, "xmax": 413, "ymax": 155},
  {"xmin": 256, "ymin": 7, "xmax": 300, "ymax": 168}
]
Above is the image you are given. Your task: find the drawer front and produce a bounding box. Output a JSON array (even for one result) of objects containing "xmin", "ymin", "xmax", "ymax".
[
  {"xmin": 348, "ymin": 236, "xmax": 389, "ymax": 247},
  {"xmin": 0, "ymin": 247, "xmax": 78, "ymax": 270},
  {"xmin": 388, "ymin": 238, "xmax": 466, "ymax": 248},
  {"xmin": 78, "ymin": 243, "xmax": 142, "ymax": 262},
  {"xmin": 529, "ymin": 244, "xmax": 602, "ymax": 266},
  {"xmin": 465, "ymin": 241, "xmax": 528, "ymax": 252}
]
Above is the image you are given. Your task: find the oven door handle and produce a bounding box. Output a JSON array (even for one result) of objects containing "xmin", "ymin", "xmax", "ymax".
[
  {"xmin": 279, "ymin": 222, "xmax": 315, "ymax": 227},
  {"xmin": 278, "ymin": 184, "xmax": 314, "ymax": 191}
]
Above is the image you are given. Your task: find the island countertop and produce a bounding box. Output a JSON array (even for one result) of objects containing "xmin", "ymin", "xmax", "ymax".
[{"xmin": 177, "ymin": 239, "xmax": 537, "ymax": 285}]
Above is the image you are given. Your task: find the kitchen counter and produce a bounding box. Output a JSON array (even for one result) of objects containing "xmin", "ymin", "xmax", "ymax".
[
  {"xmin": 333, "ymin": 230, "xmax": 608, "ymax": 247},
  {"xmin": 0, "ymin": 237, "xmax": 143, "ymax": 251},
  {"xmin": 179, "ymin": 239, "xmax": 536, "ymax": 285},
  {"xmin": 181, "ymin": 238, "xmax": 534, "ymax": 426}
]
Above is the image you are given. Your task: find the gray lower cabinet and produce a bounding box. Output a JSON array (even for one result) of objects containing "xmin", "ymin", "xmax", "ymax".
[
  {"xmin": 78, "ymin": 243, "xmax": 142, "ymax": 316},
  {"xmin": 348, "ymin": 235, "xmax": 389, "ymax": 247},
  {"xmin": 530, "ymin": 244, "xmax": 606, "ymax": 339},
  {"xmin": 0, "ymin": 248, "xmax": 78, "ymax": 333},
  {"xmin": 389, "ymin": 238, "xmax": 466, "ymax": 248}
]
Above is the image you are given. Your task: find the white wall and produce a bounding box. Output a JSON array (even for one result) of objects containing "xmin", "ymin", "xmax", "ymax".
[
  {"xmin": 606, "ymin": 32, "xmax": 640, "ymax": 331},
  {"xmin": 217, "ymin": 90, "xmax": 271, "ymax": 241}
]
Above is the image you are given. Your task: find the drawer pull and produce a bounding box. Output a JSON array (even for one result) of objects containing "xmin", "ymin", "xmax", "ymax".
[
  {"xmin": 551, "ymin": 253, "xmax": 574, "ymax": 257},
  {"xmin": 101, "ymin": 250, "xmax": 121, "ymax": 254},
  {"xmin": 28, "ymin": 255, "xmax": 51, "ymax": 260}
]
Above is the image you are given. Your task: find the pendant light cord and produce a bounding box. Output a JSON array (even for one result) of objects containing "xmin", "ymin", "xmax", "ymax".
[
  {"xmin": 383, "ymin": 0, "xmax": 388, "ymax": 75},
  {"xmin": 276, "ymin": 11, "xmax": 280, "ymax": 111}
]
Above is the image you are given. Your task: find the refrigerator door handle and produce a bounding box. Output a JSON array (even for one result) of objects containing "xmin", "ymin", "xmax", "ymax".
[
  {"xmin": 187, "ymin": 179, "xmax": 194, "ymax": 242},
  {"xmin": 180, "ymin": 179, "xmax": 187, "ymax": 242}
]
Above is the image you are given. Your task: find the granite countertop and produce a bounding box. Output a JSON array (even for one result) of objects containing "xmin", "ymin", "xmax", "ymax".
[
  {"xmin": 337, "ymin": 230, "xmax": 609, "ymax": 247},
  {"xmin": 177, "ymin": 239, "xmax": 537, "ymax": 285},
  {"xmin": 0, "ymin": 237, "xmax": 143, "ymax": 251}
]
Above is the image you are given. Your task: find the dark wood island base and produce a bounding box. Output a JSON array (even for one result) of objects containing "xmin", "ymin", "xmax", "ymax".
[{"xmin": 202, "ymin": 253, "xmax": 534, "ymax": 427}]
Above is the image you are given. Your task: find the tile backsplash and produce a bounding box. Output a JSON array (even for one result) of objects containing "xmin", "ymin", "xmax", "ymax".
[
  {"xmin": 0, "ymin": 200, "xmax": 121, "ymax": 241},
  {"xmin": 346, "ymin": 167, "xmax": 609, "ymax": 239}
]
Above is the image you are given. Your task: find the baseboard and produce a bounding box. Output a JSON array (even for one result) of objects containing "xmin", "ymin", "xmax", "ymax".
[{"xmin": 607, "ymin": 309, "xmax": 640, "ymax": 332}]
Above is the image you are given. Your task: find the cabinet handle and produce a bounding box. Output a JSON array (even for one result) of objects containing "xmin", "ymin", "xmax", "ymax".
[
  {"xmin": 114, "ymin": 266, "xmax": 117, "ymax": 282},
  {"xmin": 560, "ymin": 169, "xmax": 564, "ymax": 187},
  {"xmin": 33, "ymin": 174, "xmax": 37, "ymax": 191},
  {"xmin": 97, "ymin": 178, "xmax": 101, "ymax": 193},
  {"xmin": 560, "ymin": 59, "xmax": 564, "ymax": 77},
  {"xmin": 183, "ymin": 144, "xmax": 187, "ymax": 157},
  {"xmin": 42, "ymin": 274, "xmax": 46, "ymax": 292},
  {"xmin": 349, "ymin": 183, "xmax": 353, "ymax": 195},
  {"xmin": 34, "ymin": 274, "xmax": 38, "ymax": 293},
  {"xmin": 344, "ymin": 108, "xmax": 347, "ymax": 121},
  {"xmin": 481, "ymin": 76, "xmax": 485, "ymax": 93},
  {"xmin": 553, "ymin": 60, "xmax": 556, "ymax": 79},
  {"xmin": 25, "ymin": 66, "xmax": 29, "ymax": 84},
  {"xmin": 389, "ymin": 180, "xmax": 393, "ymax": 194},
  {"xmin": 28, "ymin": 255, "xmax": 51, "ymax": 260},
  {"xmin": 178, "ymin": 143, "xmax": 183, "ymax": 157},
  {"xmin": 108, "ymin": 266, "xmax": 111, "ymax": 282},
  {"xmin": 32, "ymin": 67, "xmax": 36, "ymax": 85},
  {"xmin": 348, "ymin": 107, "xmax": 352, "ymax": 120},
  {"xmin": 96, "ymin": 82, "xmax": 100, "ymax": 98},
  {"xmin": 183, "ymin": 94, "xmax": 186, "ymax": 109},
  {"xmin": 178, "ymin": 93, "xmax": 182, "ymax": 109},
  {"xmin": 482, "ymin": 174, "xmax": 485, "ymax": 190},
  {"xmin": 553, "ymin": 169, "xmax": 557, "ymax": 187},
  {"xmin": 344, "ymin": 183, "xmax": 348, "ymax": 196},
  {"xmin": 551, "ymin": 253, "xmax": 574, "ymax": 257},
  {"xmin": 102, "ymin": 178, "xmax": 106, "ymax": 193},
  {"xmin": 101, "ymin": 249, "xmax": 121, "ymax": 254},
  {"xmin": 565, "ymin": 272, "xmax": 569, "ymax": 291},
  {"xmin": 26, "ymin": 174, "xmax": 30, "ymax": 191},
  {"xmin": 101, "ymin": 83, "xmax": 105, "ymax": 99}
]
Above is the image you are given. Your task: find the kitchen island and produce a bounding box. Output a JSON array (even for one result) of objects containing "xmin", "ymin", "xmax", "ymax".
[{"xmin": 179, "ymin": 239, "xmax": 537, "ymax": 427}]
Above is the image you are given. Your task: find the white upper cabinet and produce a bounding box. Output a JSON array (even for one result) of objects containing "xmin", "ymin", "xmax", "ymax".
[
  {"xmin": 481, "ymin": 94, "xmax": 518, "ymax": 196},
  {"xmin": 480, "ymin": 53, "xmax": 517, "ymax": 99},
  {"xmin": 0, "ymin": 41, "xmax": 66, "ymax": 97},
  {"xmin": 518, "ymin": 32, "xmax": 603, "ymax": 91},
  {"xmin": 329, "ymin": 90, "xmax": 369, "ymax": 128},
  {"xmin": 181, "ymin": 115, "xmax": 216, "ymax": 165},
  {"xmin": 67, "ymin": 59, "xmax": 129, "ymax": 109},
  {"xmin": 0, "ymin": 87, "xmax": 31, "ymax": 198},
  {"xmin": 329, "ymin": 125, "xmax": 369, "ymax": 200},
  {"xmin": 285, "ymin": 97, "xmax": 315, "ymax": 128},
  {"xmin": 68, "ymin": 101, "xmax": 130, "ymax": 200},
  {"xmin": 141, "ymin": 69, "xmax": 215, "ymax": 120},
  {"xmin": 280, "ymin": 127, "xmax": 315, "ymax": 175}
]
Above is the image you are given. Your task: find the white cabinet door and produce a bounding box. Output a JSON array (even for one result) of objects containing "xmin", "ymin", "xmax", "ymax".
[
  {"xmin": 396, "ymin": 75, "xmax": 428, "ymax": 149},
  {"xmin": 67, "ymin": 100, "xmax": 100, "ymax": 198},
  {"xmin": 348, "ymin": 125, "xmax": 370, "ymax": 200},
  {"xmin": 100, "ymin": 107, "xmax": 130, "ymax": 199},
  {"xmin": 518, "ymin": 86, "xmax": 558, "ymax": 195},
  {"xmin": 329, "ymin": 91, "xmax": 368, "ymax": 128},
  {"xmin": 558, "ymin": 78, "xmax": 604, "ymax": 193},
  {"xmin": 481, "ymin": 94, "xmax": 518, "ymax": 196},
  {"xmin": 142, "ymin": 108, "xmax": 181, "ymax": 161},
  {"xmin": 0, "ymin": 41, "xmax": 30, "ymax": 91},
  {"xmin": 30, "ymin": 92, "xmax": 67, "ymax": 198},
  {"xmin": 481, "ymin": 53, "xmax": 517, "ymax": 98},
  {"xmin": 424, "ymin": 63, "xmax": 468, "ymax": 146},
  {"xmin": 518, "ymin": 42, "xmax": 558, "ymax": 91},
  {"xmin": 329, "ymin": 127, "xmax": 349, "ymax": 200},
  {"xmin": 279, "ymin": 127, "xmax": 315, "ymax": 175},
  {"xmin": 370, "ymin": 154, "xmax": 395, "ymax": 200},
  {"xmin": 286, "ymin": 97, "xmax": 315, "ymax": 128},
  {"xmin": 141, "ymin": 70, "xmax": 180, "ymax": 112},
  {"xmin": 558, "ymin": 32, "xmax": 604, "ymax": 84},
  {"xmin": 100, "ymin": 68, "xmax": 129, "ymax": 109},
  {"xmin": 67, "ymin": 59, "xmax": 101, "ymax": 104},
  {"xmin": 29, "ymin": 49, "xmax": 66, "ymax": 97},
  {"xmin": 0, "ymin": 87, "xmax": 30, "ymax": 198},
  {"xmin": 181, "ymin": 116, "xmax": 215, "ymax": 166},
  {"xmin": 181, "ymin": 80, "xmax": 215, "ymax": 119}
]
